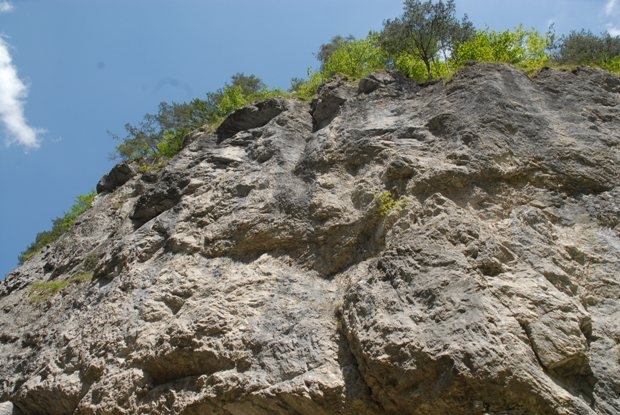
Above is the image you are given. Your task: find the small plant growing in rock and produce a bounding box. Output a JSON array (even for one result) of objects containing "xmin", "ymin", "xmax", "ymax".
[
  {"xmin": 377, "ymin": 191, "xmax": 407, "ymax": 216},
  {"xmin": 110, "ymin": 198, "xmax": 124, "ymax": 211},
  {"xmin": 18, "ymin": 191, "xmax": 97, "ymax": 264},
  {"xmin": 82, "ymin": 253, "xmax": 99, "ymax": 272},
  {"xmin": 28, "ymin": 272, "xmax": 93, "ymax": 302}
]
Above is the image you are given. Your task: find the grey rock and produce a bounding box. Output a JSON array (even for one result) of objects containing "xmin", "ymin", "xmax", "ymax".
[
  {"xmin": 216, "ymin": 98, "xmax": 285, "ymax": 141},
  {"xmin": 311, "ymin": 75, "xmax": 357, "ymax": 131},
  {"xmin": 0, "ymin": 402, "xmax": 20, "ymax": 415},
  {"xmin": 1, "ymin": 63, "xmax": 619, "ymax": 414},
  {"xmin": 96, "ymin": 162, "xmax": 136, "ymax": 194},
  {"xmin": 358, "ymin": 71, "xmax": 398, "ymax": 93}
]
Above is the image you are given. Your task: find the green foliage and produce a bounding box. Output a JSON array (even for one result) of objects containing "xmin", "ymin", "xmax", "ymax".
[
  {"xmin": 113, "ymin": 99, "xmax": 211, "ymax": 161},
  {"xmin": 292, "ymin": 34, "xmax": 388, "ymax": 100},
  {"xmin": 322, "ymin": 35, "xmax": 388, "ymax": 78},
  {"xmin": 156, "ymin": 129, "xmax": 187, "ymax": 159},
  {"xmin": 290, "ymin": 69, "xmax": 327, "ymax": 101},
  {"xmin": 393, "ymin": 53, "xmax": 429, "ymax": 82},
  {"xmin": 19, "ymin": 191, "xmax": 96, "ymax": 264},
  {"xmin": 377, "ymin": 191, "xmax": 406, "ymax": 216},
  {"xmin": 316, "ymin": 35, "xmax": 356, "ymax": 66},
  {"xmin": 203, "ymin": 73, "xmax": 288, "ymax": 126},
  {"xmin": 380, "ymin": 0, "xmax": 474, "ymax": 79},
  {"xmin": 29, "ymin": 272, "xmax": 93, "ymax": 302},
  {"xmin": 114, "ymin": 73, "xmax": 287, "ymax": 163},
  {"xmin": 82, "ymin": 253, "xmax": 99, "ymax": 272},
  {"xmin": 457, "ymin": 26, "xmax": 553, "ymax": 71},
  {"xmin": 601, "ymin": 56, "xmax": 620, "ymax": 73},
  {"xmin": 554, "ymin": 30, "xmax": 620, "ymax": 72}
]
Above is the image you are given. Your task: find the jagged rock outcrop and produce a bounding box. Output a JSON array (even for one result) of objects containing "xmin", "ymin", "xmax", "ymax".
[
  {"xmin": 96, "ymin": 163, "xmax": 137, "ymax": 194},
  {"xmin": 1, "ymin": 63, "xmax": 619, "ymax": 414}
]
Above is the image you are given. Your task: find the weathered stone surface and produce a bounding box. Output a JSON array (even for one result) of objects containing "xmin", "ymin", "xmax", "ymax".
[
  {"xmin": 216, "ymin": 98, "xmax": 286, "ymax": 141},
  {"xmin": 0, "ymin": 401, "xmax": 19, "ymax": 415},
  {"xmin": 96, "ymin": 162, "xmax": 136, "ymax": 194},
  {"xmin": 0, "ymin": 63, "xmax": 619, "ymax": 414},
  {"xmin": 357, "ymin": 71, "xmax": 403, "ymax": 94},
  {"xmin": 311, "ymin": 75, "xmax": 357, "ymax": 131}
]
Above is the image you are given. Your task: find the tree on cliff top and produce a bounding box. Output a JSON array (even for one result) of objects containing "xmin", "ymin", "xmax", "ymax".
[
  {"xmin": 555, "ymin": 30, "xmax": 620, "ymax": 70},
  {"xmin": 316, "ymin": 35, "xmax": 356, "ymax": 67},
  {"xmin": 380, "ymin": 0, "xmax": 474, "ymax": 79},
  {"xmin": 113, "ymin": 73, "xmax": 280, "ymax": 162}
]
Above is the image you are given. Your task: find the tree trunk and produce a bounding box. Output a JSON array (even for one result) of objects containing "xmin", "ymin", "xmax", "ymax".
[{"xmin": 424, "ymin": 59, "xmax": 432, "ymax": 80}]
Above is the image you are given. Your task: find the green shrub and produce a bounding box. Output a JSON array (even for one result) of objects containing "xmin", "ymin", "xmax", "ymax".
[
  {"xmin": 377, "ymin": 191, "xmax": 407, "ymax": 216},
  {"xmin": 291, "ymin": 34, "xmax": 388, "ymax": 100},
  {"xmin": 322, "ymin": 35, "xmax": 388, "ymax": 79},
  {"xmin": 457, "ymin": 26, "xmax": 552, "ymax": 71},
  {"xmin": 602, "ymin": 56, "xmax": 620, "ymax": 74},
  {"xmin": 393, "ymin": 53, "xmax": 430, "ymax": 82},
  {"xmin": 291, "ymin": 69, "xmax": 327, "ymax": 101},
  {"xmin": 28, "ymin": 272, "xmax": 93, "ymax": 302},
  {"xmin": 19, "ymin": 191, "xmax": 96, "ymax": 264},
  {"xmin": 113, "ymin": 73, "xmax": 288, "ymax": 164},
  {"xmin": 82, "ymin": 253, "xmax": 99, "ymax": 272}
]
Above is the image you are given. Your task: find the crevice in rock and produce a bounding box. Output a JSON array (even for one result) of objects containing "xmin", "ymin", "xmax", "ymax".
[
  {"xmin": 518, "ymin": 319, "xmax": 596, "ymax": 408},
  {"xmin": 335, "ymin": 308, "xmax": 385, "ymax": 414},
  {"xmin": 310, "ymin": 76, "xmax": 355, "ymax": 132},
  {"xmin": 130, "ymin": 172, "xmax": 189, "ymax": 228},
  {"xmin": 518, "ymin": 320, "xmax": 546, "ymax": 370},
  {"xmin": 311, "ymin": 95, "xmax": 346, "ymax": 132},
  {"xmin": 140, "ymin": 349, "xmax": 236, "ymax": 387}
]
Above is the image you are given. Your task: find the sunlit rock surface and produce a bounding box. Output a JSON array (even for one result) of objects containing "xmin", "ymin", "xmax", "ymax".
[{"xmin": 1, "ymin": 63, "xmax": 619, "ymax": 414}]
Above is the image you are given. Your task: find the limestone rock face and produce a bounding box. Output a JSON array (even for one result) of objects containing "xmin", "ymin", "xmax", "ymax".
[{"xmin": 1, "ymin": 64, "xmax": 619, "ymax": 414}]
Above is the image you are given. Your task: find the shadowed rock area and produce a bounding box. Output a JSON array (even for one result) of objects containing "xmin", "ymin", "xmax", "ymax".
[{"xmin": 0, "ymin": 63, "xmax": 619, "ymax": 414}]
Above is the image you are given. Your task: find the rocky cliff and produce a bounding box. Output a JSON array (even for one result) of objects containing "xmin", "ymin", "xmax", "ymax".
[{"xmin": 1, "ymin": 63, "xmax": 619, "ymax": 415}]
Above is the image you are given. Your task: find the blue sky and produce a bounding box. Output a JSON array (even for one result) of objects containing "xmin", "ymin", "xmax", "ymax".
[{"xmin": 0, "ymin": 0, "xmax": 617, "ymax": 278}]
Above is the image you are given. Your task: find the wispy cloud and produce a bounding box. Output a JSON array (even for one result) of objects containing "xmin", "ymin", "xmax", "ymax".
[
  {"xmin": 607, "ymin": 25, "xmax": 620, "ymax": 36},
  {"xmin": 603, "ymin": 0, "xmax": 620, "ymax": 36},
  {"xmin": 605, "ymin": 0, "xmax": 618, "ymax": 17},
  {"xmin": 0, "ymin": 1, "xmax": 13, "ymax": 13},
  {"xmin": 0, "ymin": 36, "xmax": 43, "ymax": 149}
]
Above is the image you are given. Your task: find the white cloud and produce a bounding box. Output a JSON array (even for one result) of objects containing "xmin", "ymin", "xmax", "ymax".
[
  {"xmin": 605, "ymin": 0, "xmax": 618, "ymax": 17},
  {"xmin": 0, "ymin": 37, "xmax": 43, "ymax": 149},
  {"xmin": 607, "ymin": 25, "xmax": 620, "ymax": 36},
  {"xmin": 0, "ymin": 1, "xmax": 13, "ymax": 13}
]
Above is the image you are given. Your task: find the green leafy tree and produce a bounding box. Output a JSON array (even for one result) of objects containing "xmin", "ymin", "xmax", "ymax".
[
  {"xmin": 393, "ymin": 53, "xmax": 434, "ymax": 82},
  {"xmin": 291, "ymin": 34, "xmax": 388, "ymax": 99},
  {"xmin": 112, "ymin": 99, "xmax": 209, "ymax": 161},
  {"xmin": 230, "ymin": 73, "xmax": 264, "ymax": 95},
  {"xmin": 316, "ymin": 35, "xmax": 356, "ymax": 66},
  {"xmin": 206, "ymin": 73, "xmax": 266, "ymax": 114},
  {"xmin": 290, "ymin": 69, "xmax": 327, "ymax": 101},
  {"xmin": 555, "ymin": 30, "xmax": 620, "ymax": 70},
  {"xmin": 203, "ymin": 73, "xmax": 286, "ymax": 125},
  {"xmin": 322, "ymin": 34, "xmax": 388, "ymax": 78},
  {"xmin": 457, "ymin": 26, "xmax": 552, "ymax": 70},
  {"xmin": 113, "ymin": 73, "xmax": 286, "ymax": 162},
  {"xmin": 380, "ymin": 0, "xmax": 474, "ymax": 79}
]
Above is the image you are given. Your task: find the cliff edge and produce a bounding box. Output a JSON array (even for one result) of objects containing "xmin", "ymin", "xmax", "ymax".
[{"xmin": 1, "ymin": 63, "xmax": 619, "ymax": 414}]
